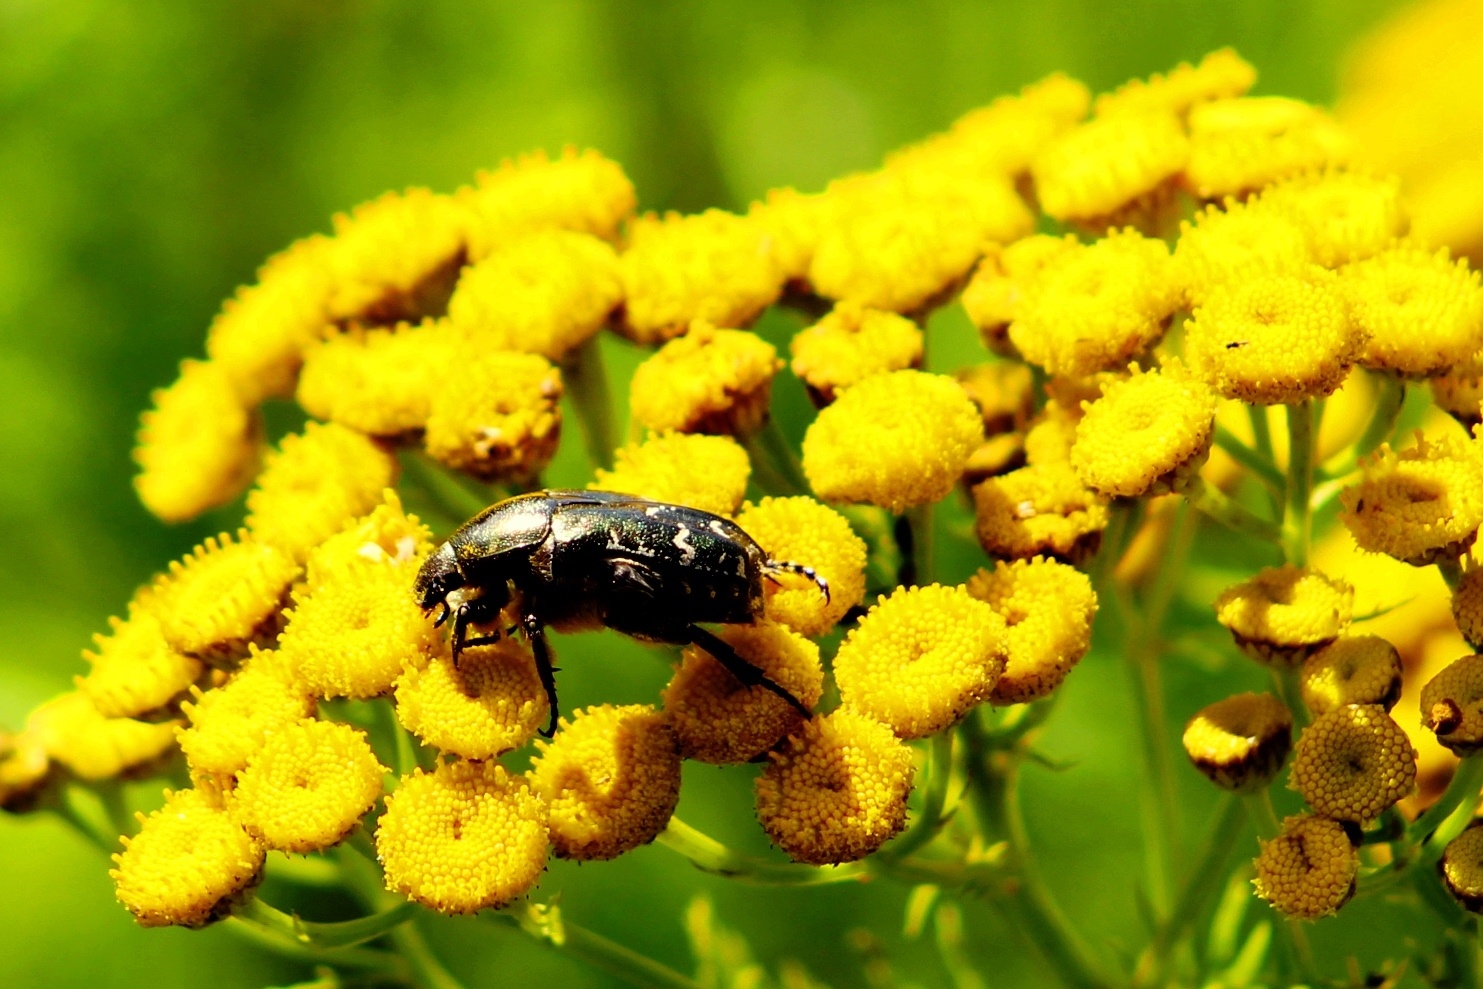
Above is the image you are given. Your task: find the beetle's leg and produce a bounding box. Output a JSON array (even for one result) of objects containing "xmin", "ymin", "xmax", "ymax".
[
  {"xmin": 433, "ymin": 601, "xmax": 452, "ymax": 628},
  {"xmin": 762, "ymin": 560, "xmax": 831, "ymax": 603},
  {"xmin": 451, "ymin": 597, "xmax": 502, "ymax": 665},
  {"xmin": 687, "ymin": 625, "xmax": 812, "ymax": 718},
  {"xmin": 523, "ymin": 615, "xmax": 561, "ymax": 739}
]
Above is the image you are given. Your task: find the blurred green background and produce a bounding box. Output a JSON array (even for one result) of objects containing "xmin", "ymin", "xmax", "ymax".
[{"xmin": 0, "ymin": 2, "xmax": 1415, "ymax": 986}]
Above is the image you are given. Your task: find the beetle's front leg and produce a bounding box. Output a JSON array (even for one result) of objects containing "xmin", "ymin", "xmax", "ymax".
[
  {"xmin": 687, "ymin": 625, "xmax": 812, "ymax": 718},
  {"xmin": 523, "ymin": 615, "xmax": 561, "ymax": 739},
  {"xmin": 451, "ymin": 596, "xmax": 503, "ymax": 664}
]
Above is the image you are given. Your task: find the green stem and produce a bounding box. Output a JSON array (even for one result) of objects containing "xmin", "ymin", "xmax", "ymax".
[
  {"xmin": 389, "ymin": 922, "xmax": 466, "ymax": 989},
  {"xmin": 1282, "ymin": 402, "xmax": 1313, "ymax": 567},
  {"xmin": 1247, "ymin": 405, "xmax": 1284, "ymax": 520},
  {"xmin": 490, "ymin": 910, "xmax": 702, "ymax": 989},
  {"xmin": 222, "ymin": 918, "xmax": 407, "ymax": 972},
  {"xmin": 233, "ymin": 895, "xmax": 418, "ymax": 950},
  {"xmin": 1213, "ymin": 425, "xmax": 1285, "ymax": 496},
  {"xmin": 656, "ymin": 818, "xmax": 868, "ymax": 886},
  {"xmin": 1271, "ymin": 665, "xmax": 1310, "ymax": 731},
  {"xmin": 883, "ymin": 730, "xmax": 955, "ymax": 862},
  {"xmin": 49, "ymin": 799, "xmax": 118, "ymax": 856},
  {"xmin": 1091, "ymin": 499, "xmax": 1140, "ymax": 587},
  {"xmin": 335, "ymin": 841, "xmax": 466, "ymax": 989},
  {"xmin": 1441, "ymin": 556, "xmax": 1466, "ymax": 591},
  {"xmin": 402, "ymin": 451, "xmax": 495, "ymax": 523},
  {"xmin": 1238, "ymin": 792, "xmax": 1321, "ymax": 986},
  {"xmin": 1355, "ymin": 374, "xmax": 1406, "ymax": 460},
  {"xmin": 906, "ymin": 502, "xmax": 936, "ymax": 587},
  {"xmin": 1240, "ymin": 789, "xmax": 1282, "ymax": 842},
  {"xmin": 564, "ymin": 333, "xmax": 617, "ymax": 471},
  {"xmin": 266, "ymin": 852, "xmax": 345, "ymax": 887},
  {"xmin": 1183, "ymin": 479, "xmax": 1281, "ymax": 544},
  {"xmin": 743, "ymin": 417, "xmax": 810, "ymax": 496},
  {"xmin": 1412, "ymin": 756, "xmax": 1483, "ymax": 846}
]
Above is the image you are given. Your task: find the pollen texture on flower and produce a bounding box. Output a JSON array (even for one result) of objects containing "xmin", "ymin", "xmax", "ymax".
[
  {"xmin": 789, "ymin": 302, "xmax": 924, "ymax": 405},
  {"xmin": 1031, "ymin": 109, "xmax": 1189, "ymax": 223},
  {"xmin": 973, "ymin": 462, "xmax": 1110, "ymax": 563},
  {"xmin": 734, "ymin": 497, "xmax": 867, "ymax": 637},
  {"xmin": 1442, "ymin": 825, "xmax": 1483, "ymax": 912},
  {"xmin": 1252, "ymin": 814, "xmax": 1358, "ymax": 920},
  {"xmin": 1181, "ymin": 692, "xmax": 1292, "ymax": 791},
  {"xmin": 965, "ymin": 557, "xmax": 1097, "ymax": 704},
  {"xmin": 1289, "ymin": 703, "xmax": 1416, "ymax": 824},
  {"xmin": 395, "ymin": 639, "xmax": 549, "ymax": 760},
  {"xmin": 1344, "ymin": 244, "xmax": 1483, "ymax": 377},
  {"xmin": 1259, "ymin": 170, "xmax": 1403, "ymax": 268},
  {"xmin": 1340, "ymin": 433, "xmax": 1483, "ymax": 565},
  {"xmin": 629, "ymin": 321, "xmax": 782, "ymax": 436},
  {"xmin": 1300, "ymin": 636, "xmax": 1403, "ymax": 716},
  {"xmin": 1174, "ymin": 199, "xmax": 1313, "ymax": 306},
  {"xmin": 176, "ymin": 648, "xmax": 316, "ymax": 778},
  {"xmin": 423, "ymin": 350, "xmax": 563, "ymax": 483},
  {"xmin": 592, "ymin": 432, "xmax": 751, "ymax": 517},
  {"xmin": 1070, "ymin": 362, "xmax": 1217, "ymax": 497},
  {"xmin": 296, "ymin": 321, "xmax": 451, "ymax": 437},
  {"xmin": 1183, "ymin": 97, "xmax": 1351, "ymax": 198},
  {"xmin": 1213, "ymin": 565, "xmax": 1353, "ymax": 665}
]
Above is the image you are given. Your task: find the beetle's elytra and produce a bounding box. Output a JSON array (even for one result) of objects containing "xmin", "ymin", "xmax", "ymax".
[{"xmin": 414, "ymin": 489, "xmax": 829, "ymax": 737}]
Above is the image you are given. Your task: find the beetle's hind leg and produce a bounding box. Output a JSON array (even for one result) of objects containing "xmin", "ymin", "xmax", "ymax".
[
  {"xmin": 687, "ymin": 625, "xmax": 812, "ymax": 718},
  {"xmin": 762, "ymin": 560, "xmax": 831, "ymax": 603},
  {"xmin": 522, "ymin": 615, "xmax": 561, "ymax": 739}
]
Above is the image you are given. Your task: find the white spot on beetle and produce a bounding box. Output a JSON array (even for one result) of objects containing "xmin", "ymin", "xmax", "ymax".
[
  {"xmin": 708, "ymin": 519, "xmax": 729, "ymax": 536},
  {"xmin": 674, "ymin": 526, "xmax": 696, "ymax": 563}
]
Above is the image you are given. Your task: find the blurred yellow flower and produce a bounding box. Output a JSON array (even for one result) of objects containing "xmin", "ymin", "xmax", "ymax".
[
  {"xmin": 1094, "ymin": 49, "xmax": 1256, "ymax": 119},
  {"xmin": 321, "ymin": 187, "xmax": 467, "ymax": 323},
  {"xmin": 78, "ymin": 607, "xmax": 202, "ymax": 720},
  {"xmin": 592, "ymin": 432, "xmax": 751, "ymax": 517},
  {"xmin": 1259, "ymin": 170, "xmax": 1404, "ymax": 268},
  {"xmin": 1183, "ymin": 97, "xmax": 1351, "ymax": 199},
  {"xmin": 423, "ymin": 350, "xmax": 563, "ymax": 483},
  {"xmin": 789, "ymin": 302, "xmax": 923, "ymax": 405},
  {"xmin": 1031, "ymin": 109, "xmax": 1188, "ymax": 224},
  {"xmin": 27, "ymin": 691, "xmax": 178, "ymax": 782},
  {"xmin": 955, "ymin": 361, "xmax": 1034, "ymax": 435},
  {"xmin": 1181, "ymin": 692, "xmax": 1292, "ymax": 791}
]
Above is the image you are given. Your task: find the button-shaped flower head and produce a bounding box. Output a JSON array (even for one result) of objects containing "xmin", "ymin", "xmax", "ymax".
[
  {"xmin": 1300, "ymin": 636, "xmax": 1403, "ymax": 716},
  {"xmin": 1071, "ymin": 362, "xmax": 1217, "ymax": 497},
  {"xmin": 1093, "ymin": 49, "xmax": 1255, "ymax": 119},
  {"xmin": 834, "ymin": 584, "xmax": 1007, "ymax": 739},
  {"xmin": 78, "ymin": 606, "xmax": 202, "ymax": 720},
  {"xmin": 177, "ymin": 648, "xmax": 316, "ymax": 778},
  {"xmin": 1252, "ymin": 814, "xmax": 1358, "ymax": 920},
  {"xmin": 27, "ymin": 691, "xmax": 178, "ymax": 783},
  {"xmin": 1174, "ymin": 199, "xmax": 1314, "ymax": 306},
  {"xmin": 321, "ymin": 187, "xmax": 468, "ymax": 324},
  {"xmin": 630, "ymin": 322, "xmax": 782, "ymax": 437},
  {"xmin": 973, "ymin": 462, "xmax": 1111, "ymax": 564},
  {"xmin": 1344, "ymin": 244, "xmax": 1483, "ymax": 377},
  {"xmin": 1183, "ymin": 97, "xmax": 1351, "ymax": 199},
  {"xmin": 1213, "ymin": 565, "xmax": 1353, "ymax": 666},
  {"xmin": 303, "ymin": 489, "xmax": 432, "ymax": 591},
  {"xmin": 296, "ymin": 320, "xmax": 451, "ymax": 438},
  {"xmin": 966, "ymin": 557, "xmax": 1097, "ymax": 704},
  {"xmin": 1182, "ymin": 692, "xmax": 1292, "ymax": 791},
  {"xmin": 395, "ymin": 639, "xmax": 549, "ymax": 760},
  {"xmin": 1258, "ymin": 171, "xmax": 1404, "ymax": 268},
  {"xmin": 377, "ymin": 759, "xmax": 549, "ymax": 914},
  {"xmin": 1340, "ymin": 433, "xmax": 1483, "ymax": 565},
  {"xmin": 1421, "ymin": 654, "xmax": 1483, "ymax": 754},
  {"xmin": 663, "ymin": 622, "xmax": 824, "ymax": 764},
  {"xmin": 1031, "ymin": 109, "xmax": 1190, "ymax": 223},
  {"xmin": 755, "ymin": 709, "xmax": 915, "ymax": 865},
  {"xmin": 423, "ymin": 350, "xmax": 563, "ymax": 483},
  {"xmin": 1290, "ymin": 703, "xmax": 1416, "ymax": 824},
  {"xmin": 591, "ymin": 432, "xmax": 751, "ymax": 517},
  {"xmin": 961, "ymin": 235, "xmax": 1081, "ymax": 353},
  {"xmin": 735, "ymin": 497, "xmax": 867, "ymax": 637},
  {"xmin": 1442, "ymin": 824, "xmax": 1483, "ymax": 913},
  {"xmin": 789, "ymin": 302, "xmax": 924, "ymax": 405},
  {"xmin": 803, "ymin": 370, "xmax": 983, "ymax": 514},
  {"xmin": 527, "ymin": 704, "xmax": 681, "ymax": 861}
]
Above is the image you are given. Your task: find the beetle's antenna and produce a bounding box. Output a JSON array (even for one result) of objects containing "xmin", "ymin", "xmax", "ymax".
[{"xmin": 763, "ymin": 560, "xmax": 831, "ymax": 603}]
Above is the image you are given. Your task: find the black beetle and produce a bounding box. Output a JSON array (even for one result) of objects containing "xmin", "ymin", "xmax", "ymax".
[{"xmin": 414, "ymin": 490, "xmax": 829, "ymax": 737}]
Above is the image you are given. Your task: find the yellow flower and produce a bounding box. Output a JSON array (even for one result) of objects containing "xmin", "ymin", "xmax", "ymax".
[
  {"xmin": 379, "ymin": 758, "xmax": 549, "ymax": 913},
  {"xmin": 961, "ymin": 235, "xmax": 1082, "ymax": 353},
  {"xmin": 1252, "ymin": 814, "xmax": 1358, "ymax": 920},
  {"xmin": 1183, "ymin": 97, "xmax": 1352, "ymax": 199},
  {"xmin": 955, "ymin": 361, "xmax": 1034, "ymax": 435},
  {"xmin": 789, "ymin": 302, "xmax": 924, "ymax": 405},
  {"xmin": 802, "ymin": 370, "xmax": 982, "ymax": 513},
  {"xmin": 1181, "ymin": 692, "xmax": 1293, "ymax": 792},
  {"xmin": 629, "ymin": 322, "xmax": 782, "ymax": 436},
  {"xmin": 1030, "ymin": 109, "xmax": 1190, "ymax": 223},
  {"xmin": 1007, "ymin": 230, "xmax": 1181, "ymax": 377},
  {"xmin": 394, "ymin": 640, "xmax": 549, "ymax": 760},
  {"xmin": 1290, "ymin": 703, "xmax": 1416, "ymax": 824},
  {"xmin": 423, "ymin": 350, "xmax": 563, "ymax": 483},
  {"xmin": 1300, "ymin": 636, "xmax": 1404, "ymax": 716},
  {"xmin": 591, "ymin": 432, "xmax": 751, "ymax": 517},
  {"xmin": 457, "ymin": 147, "xmax": 635, "ymax": 262},
  {"xmin": 1344, "ymin": 244, "xmax": 1483, "ymax": 377},
  {"xmin": 1433, "ymin": 353, "xmax": 1483, "ymax": 427},
  {"xmin": 296, "ymin": 320, "xmax": 452, "ymax": 437},
  {"xmin": 1442, "ymin": 825, "xmax": 1483, "ymax": 913},
  {"xmin": 1184, "ymin": 270, "xmax": 1358, "ymax": 405},
  {"xmin": 77, "ymin": 606, "xmax": 203, "ymax": 720},
  {"xmin": 746, "ymin": 186, "xmax": 824, "ymax": 281},
  {"xmin": 133, "ymin": 359, "xmax": 263, "ymax": 523},
  {"xmin": 1093, "ymin": 49, "xmax": 1256, "ymax": 119},
  {"xmin": 834, "ymin": 584, "xmax": 1007, "ymax": 739},
  {"xmin": 1421, "ymin": 654, "xmax": 1483, "ymax": 754},
  {"xmin": 754, "ymin": 709, "xmax": 915, "ymax": 865},
  {"xmin": 1071, "ymin": 362, "xmax": 1216, "ymax": 497},
  {"xmin": 1173, "ymin": 199, "xmax": 1313, "ymax": 306},
  {"xmin": 246, "ymin": 421, "xmax": 399, "ymax": 564},
  {"xmin": 1213, "ymin": 565, "xmax": 1354, "ymax": 665},
  {"xmin": 27, "ymin": 691, "xmax": 178, "ymax": 782},
  {"xmin": 972, "ymin": 462, "xmax": 1111, "ymax": 564},
  {"xmin": 527, "ymin": 704, "xmax": 682, "ymax": 861},
  {"xmin": 277, "ymin": 551, "xmax": 438, "ymax": 700},
  {"xmin": 230, "ymin": 719, "xmax": 385, "ymax": 853},
  {"xmin": 1455, "ymin": 565, "xmax": 1483, "ymax": 648},
  {"xmin": 734, "ymin": 497, "xmax": 867, "ymax": 637},
  {"xmin": 140, "ymin": 531, "xmax": 299, "ymax": 663},
  {"xmin": 322, "ymin": 187, "xmax": 468, "ymax": 324},
  {"xmin": 111, "ymin": 786, "xmax": 264, "ymax": 928},
  {"xmin": 0, "ymin": 730, "xmax": 51, "ymax": 812},
  {"xmin": 1340, "ymin": 433, "xmax": 1483, "ymax": 565},
  {"xmin": 618, "ymin": 209, "xmax": 785, "ymax": 345},
  {"xmin": 962, "ymin": 434, "xmax": 1028, "ymax": 487},
  {"xmin": 1259, "ymin": 171, "xmax": 1404, "ymax": 268},
  {"xmin": 1022, "ymin": 399, "xmax": 1084, "ymax": 466},
  {"xmin": 303, "ymin": 489, "xmax": 433, "ymax": 591},
  {"xmin": 966, "ymin": 557, "xmax": 1097, "ymax": 704},
  {"xmin": 446, "ymin": 229, "xmax": 624, "ymax": 361},
  {"xmin": 177, "ymin": 648, "xmax": 316, "ymax": 778},
  {"xmin": 662, "ymin": 622, "xmax": 824, "ymax": 764}
]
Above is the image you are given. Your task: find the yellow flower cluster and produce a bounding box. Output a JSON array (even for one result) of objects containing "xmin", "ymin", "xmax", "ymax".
[
  {"xmin": 1252, "ymin": 814, "xmax": 1358, "ymax": 920},
  {"xmin": 1213, "ymin": 565, "xmax": 1354, "ymax": 665},
  {"xmin": 1340, "ymin": 432, "xmax": 1483, "ymax": 565},
  {"xmin": 1181, "ymin": 693, "xmax": 1292, "ymax": 792}
]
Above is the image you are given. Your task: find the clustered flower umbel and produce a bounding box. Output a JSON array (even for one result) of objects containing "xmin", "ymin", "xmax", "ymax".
[{"xmin": 11, "ymin": 46, "xmax": 1483, "ymax": 937}]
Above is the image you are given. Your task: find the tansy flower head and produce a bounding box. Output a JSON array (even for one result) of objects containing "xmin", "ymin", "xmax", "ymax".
[
  {"xmin": 1022, "ymin": 399, "xmax": 1082, "ymax": 466},
  {"xmin": 377, "ymin": 758, "xmax": 549, "ymax": 913},
  {"xmin": 734, "ymin": 497, "xmax": 866, "ymax": 637},
  {"xmin": 1442, "ymin": 825, "xmax": 1483, "ymax": 913},
  {"xmin": 177, "ymin": 648, "xmax": 316, "ymax": 778},
  {"xmin": 1300, "ymin": 636, "xmax": 1404, "ymax": 716},
  {"xmin": 423, "ymin": 350, "xmax": 563, "ymax": 483},
  {"xmin": 966, "ymin": 557, "xmax": 1097, "ymax": 704},
  {"xmin": 446, "ymin": 229, "xmax": 624, "ymax": 361},
  {"xmin": 1183, "ymin": 97, "xmax": 1352, "ymax": 199},
  {"xmin": 1420, "ymin": 654, "xmax": 1483, "ymax": 755},
  {"xmin": 618, "ymin": 209, "xmax": 784, "ymax": 345},
  {"xmin": 1184, "ymin": 270, "xmax": 1358, "ymax": 405},
  {"xmin": 111, "ymin": 786, "xmax": 263, "ymax": 928},
  {"xmin": 802, "ymin": 370, "xmax": 982, "ymax": 513},
  {"xmin": 457, "ymin": 147, "xmax": 635, "ymax": 262},
  {"xmin": 961, "ymin": 235, "xmax": 1082, "ymax": 352},
  {"xmin": 937, "ymin": 72, "xmax": 1090, "ymax": 177},
  {"xmin": 955, "ymin": 361, "xmax": 1034, "ymax": 435},
  {"xmin": 528, "ymin": 704, "xmax": 681, "ymax": 861},
  {"xmin": 1213, "ymin": 565, "xmax": 1353, "ymax": 665},
  {"xmin": 746, "ymin": 186, "xmax": 823, "ymax": 281},
  {"xmin": 963, "ymin": 433, "xmax": 1028, "ymax": 486},
  {"xmin": 833, "ymin": 584, "xmax": 1007, "ymax": 739},
  {"xmin": 1258, "ymin": 171, "xmax": 1404, "ymax": 268},
  {"xmin": 304, "ymin": 489, "xmax": 432, "ymax": 591},
  {"xmin": 1433, "ymin": 353, "xmax": 1483, "ymax": 428},
  {"xmin": 133, "ymin": 360, "xmax": 263, "ymax": 523},
  {"xmin": 141, "ymin": 531, "xmax": 299, "ymax": 664},
  {"xmin": 1339, "ymin": 433, "xmax": 1483, "ymax": 565},
  {"xmin": 1181, "ymin": 692, "xmax": 1292, "ymax": 792},
  {"xmin": 629, "ymin": 322, "xmax": 782, "ymax": 436},
  {"xmin": 1454, "ymin": 566, "xmax": 1483, "ymax": 649},
  {"xmin": 245, "ymin": 421, "xmax": 399, "ymax": 564},
  {"xmin": 27, "ymin": 691, "xmax": 178, "ymax": 783},
  {"xmin": 277, "ymin": 553, "xmax": 438, "ymax": 700},
  {"xmin": 754, "ymin": 709, "xmax": 915, "ymax": 865},
  {"xmin": 78, "ymin": 607, "xmax": 202, "ymax": 720},
  {"xmin": 591, "ymin": 432, "xmax": 751, "ymax": 517},
  {"xmin": 789, "ymin": 302, "xmax": 924, "ymax": 406},
  {"xmin": 1289, "ymin": 703, "xmax": 1417, "ymax": 824},
  {"xmin": 662, "ymin": 622, "xmax": 824, "ymax": 764},
  {"xmin": 322, "ymin": 188, "xmax": 467, "ymax": 324},
  {"xmin": 0, "ymin": 731, "xmax": 51, "ymax": 812},
  {"xmin": 973, "ymin": 462, "xmax": 1111, "ymax": 564},
  {"xmin": 230, "ymin": 718, "xmax": 385, "ymax": 853},
  {"xmin": 394, "ymin": 639, "xmax": 549, "ymax": 760},
  {"xmin": 296, "ymin": 320, "xmax": 452, "ymax": 438},
  {"xmin": 1008, "ymin": 229, "xmax": 1181, "ymax": 377},
  {"xmin": 1252, "ymin": 814, "xmax": 1358, "ymax": 920},
  {"xmin": 1174, "ymin": 199, "xmax": 1313, "ymax": 306},
  {"xmin": 1094, "ymin": 49, "xmax": 1256, "ymax": 119},
  {"xmin": 1030, "ymin": 109, "xmax": 1189, "ymax": 224},
  {"xmin": 1344, "ymin": 244, "xmax": 1483, "ymax": 377},
  {"xmin": 1070, "ymin": 362, "xmax": 1217, "ymax": 497}
]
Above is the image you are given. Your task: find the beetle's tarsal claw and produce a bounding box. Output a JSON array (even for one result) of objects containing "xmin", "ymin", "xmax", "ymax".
[{"xmin": 433, "ymin": 602, "xmax": 451, "ymax": 628}]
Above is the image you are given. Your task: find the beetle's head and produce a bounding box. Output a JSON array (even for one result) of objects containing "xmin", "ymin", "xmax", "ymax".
[{"xmin": 414, "ymin": 541, "xmax": 464, "ymax": 626}]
